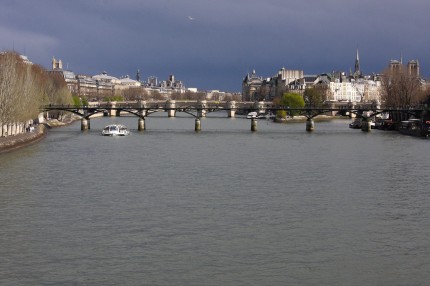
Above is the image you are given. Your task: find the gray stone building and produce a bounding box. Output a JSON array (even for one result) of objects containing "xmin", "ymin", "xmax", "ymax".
[{"xmin": 242, "ymin": 67, "xmax": 304, "ymax": 101}]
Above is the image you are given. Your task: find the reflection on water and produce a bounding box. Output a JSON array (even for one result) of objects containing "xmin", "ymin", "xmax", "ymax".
[{"xmin": 0, "ymin": 116, "xmax": 429, "ymax": 285}]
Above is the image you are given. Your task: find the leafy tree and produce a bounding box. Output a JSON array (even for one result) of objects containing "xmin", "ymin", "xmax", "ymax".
[
  {"xmin": 72, "ymin": 95, "xmax": 88, "ymax": 106},
  {"xmin": 279, "ymin": 92, "xmax": 305, "ymax": 117},
  {"xmin": 276, "ymin": 110, "xmax": 287, "ymax": 119}
]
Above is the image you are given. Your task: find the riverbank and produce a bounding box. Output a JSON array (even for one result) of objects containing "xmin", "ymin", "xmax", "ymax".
[
  {"xmin": 0, "ymin": 118, "xmax": 75, "ymax": 154},
  {"xmin": 0, "ymin": 125, "xmax": 47, "ymax": 154}
]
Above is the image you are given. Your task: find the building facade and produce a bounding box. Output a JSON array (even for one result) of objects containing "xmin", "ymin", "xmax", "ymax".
[
  {"xmin": 241, "ymin": 51, "xmax": 385, "ymax": 103},
  {"xmin": 49, "ymin": 57, "xmax": 188, "ymax": 99},
  {"xmin": 242, "ymin": 67, "xmax": 304, "ymax": 101},
  {"xmin": 321, "ymin": 73, "xmax": 381, "ymax": 103},
  {"xmin": 389, "ymin": 58, "xmax": 420, "ymax": 77},
  {"xmin": 49, "ymin": 57, "xmax": 78, "ymax": 93},
  {"xmin": 242, "ymin": 70, "xmax": 263, "ymax": 101}
]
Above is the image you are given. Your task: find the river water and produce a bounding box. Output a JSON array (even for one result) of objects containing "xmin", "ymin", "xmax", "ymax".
[{"xmin": 1, "ymin": 114, "xmax": 429, "ymax": 285}]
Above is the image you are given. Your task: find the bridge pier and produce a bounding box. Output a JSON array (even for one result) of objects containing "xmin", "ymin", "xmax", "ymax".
[
  {"xmin": 81, "ymin": 118, "xmax": 90, "ymax": 131},
  {"xmin": 167, "ymin": 100, "xmax": 176, "ymax": 117},
  {"xmin": 138, "ymin": 106, "xmax": 147, "ymax": 119},
  {"xmin": 306, "ymin": 119, "xmax": 315, "ymax": 132},
  {"xmin": 138, "ymin": 118, "xmax": 145, "ymax": 131},
  {"xmin": 361, "ymin": 119, "xmax": 371, "ymax": 132},
  {"xmin": 251, "ymin": 118, "xmax": 257, "ymax": 132},
  {"xmin": 254, "ymin": 101, "xmax": 266, "ymax": 115},
  {"xmin": 227, "ymin": 101, "xmax": 236, "ymax": 118},
  {"xmin": 199, "ymin": 100, "xmax": 207, "ymax": 117},
  {"xmin": 195, "ymin": 118, "xmax": 201, "ymax": 132},
  {"xmin": 108, "ymin": 101, "xmax": 116, "ymax": 117}
]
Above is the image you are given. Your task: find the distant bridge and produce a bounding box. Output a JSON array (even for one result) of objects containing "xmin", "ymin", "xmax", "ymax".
[{"xmin": 41, "ymin": 100, "xmax": 428, "ymax": 132}]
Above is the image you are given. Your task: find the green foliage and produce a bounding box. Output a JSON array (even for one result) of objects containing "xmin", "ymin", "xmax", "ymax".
[
  {"xmin": 276, "ymin": 110, "xmax": 287, "ymax": 119},
  {"xmin": 72, "ymin": 95, "xmax": 88, "ymax": 106},
  {"xmin": 279, "ymin": 92, "xmax": 305, "ymax": 116},
  {"xmin": 280, "ymin": 92, "xmax": 305, "ymax": 107},
  {"xmin": 72, "ymin": 95, "xmax": 80, "ymax": 106},
  {"xmin": 103, "ymin": 96, "xmax": 124, "ymax": 102}
]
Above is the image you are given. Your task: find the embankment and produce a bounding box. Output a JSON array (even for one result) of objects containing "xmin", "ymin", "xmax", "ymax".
[{"xmin": 0, "ymin": 125, "xmax": 47, "ymax": 154}]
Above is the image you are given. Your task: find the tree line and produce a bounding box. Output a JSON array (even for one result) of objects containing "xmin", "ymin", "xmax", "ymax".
[
  {"xmin": 380, "ymin": 66, "xmax": 429, "ymax": 108},
  {"xmin": 0, "ymin": 51, "xmax": 72, "ymax": 137}
]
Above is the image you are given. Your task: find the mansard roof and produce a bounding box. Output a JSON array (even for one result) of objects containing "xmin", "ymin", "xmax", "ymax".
[
  {"xmin": 119, "ymin": 76, "xmax": 141, "ymax": 86},
  {"xmin": 92, "ymin": 71, "xmax": 120, "ymax": 83},
  {"xmin": 303, "ymin": 75, "xmax": 318, "ymax": 82}
]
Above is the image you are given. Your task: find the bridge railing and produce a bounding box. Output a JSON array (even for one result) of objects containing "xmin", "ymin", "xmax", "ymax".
[{"xmin": 41, "ymin": 101, "xmax": 428, "ymax": 119}]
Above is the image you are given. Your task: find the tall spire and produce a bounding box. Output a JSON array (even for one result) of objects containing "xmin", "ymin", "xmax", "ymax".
[{"xmin": 354, "ymin": 49, "xmax": 360, "ymax": 77}]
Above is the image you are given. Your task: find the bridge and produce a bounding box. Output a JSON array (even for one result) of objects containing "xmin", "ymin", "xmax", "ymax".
[{"xmin": 41, "ymin": 100, "xmax": 428, "ymax": 132}]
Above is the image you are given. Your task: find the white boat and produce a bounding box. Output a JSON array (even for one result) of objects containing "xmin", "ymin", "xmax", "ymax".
[
  {"xmin": 101, "ymin": 124, "xmax": 130, "ymax": 136},
  {"xmin": 247, "ymin": 111, "xmax": 258, "ymax": 119},
  {"xmin": 247, "ymin": 111, "xmax": 272, "ymax": 119}
]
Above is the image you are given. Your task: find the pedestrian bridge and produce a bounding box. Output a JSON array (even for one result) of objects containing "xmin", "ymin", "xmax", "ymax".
[{"xmin": 40, "ymin": 100, "xmax": 428, "ymax": 132}]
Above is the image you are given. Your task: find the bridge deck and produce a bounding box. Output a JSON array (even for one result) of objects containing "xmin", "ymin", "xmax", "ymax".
[{"xmin": 41, "ymin": 101, "xmax": 427, "ymax": 121}]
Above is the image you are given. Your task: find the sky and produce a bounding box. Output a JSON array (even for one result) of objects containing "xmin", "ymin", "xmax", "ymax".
[{"xmin": 1, "ymin": 0, "xmax": 429, "ymax": 92}]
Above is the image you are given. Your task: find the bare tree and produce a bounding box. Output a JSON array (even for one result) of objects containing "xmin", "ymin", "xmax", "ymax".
[
  {"xmin": 222, "ymin": 93, "xmax": 242, "ymax": 102},
  {"xmin": 303, "ymin": 87, "xmax": 327, "ymax": 107},
  {"xmin": 380, "ymin": 66, "xmax": 423, "ymax": 108},
  {"xmin": 188, "ymin": 92, "xmax": 206, "ymax": 100},
  {"xmin": 0, "ymin": 52, "xmax": 19, "ymax": 126},
  {"xmin": 422, "ymin": 84, "xmax": 430, "ymax": 106},
  {"xmin": 122, "ymin": 87, "xmax": 148, "ymax": 101},
  {"xmin": 151, "ymin": 90, "xmax": 165, "ymax": 101},
  {"xmin": 0, "ymin": 51, "xmax": 73, "ymax": 134},
  {"xmin": 0, "ymin": 52, "xmax": 44, "ymax": 128},
  {"xmin": 170, "ymin": 92, "xmax": 184, "ymax": 100}
]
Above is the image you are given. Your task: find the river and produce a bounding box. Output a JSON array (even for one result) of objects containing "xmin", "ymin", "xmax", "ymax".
[{"xmin": 1, "ymin": 114, "xmax": 429, "ymax": 285}]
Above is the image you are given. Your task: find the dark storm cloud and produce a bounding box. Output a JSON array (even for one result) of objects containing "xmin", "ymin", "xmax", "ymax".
[{"xmin": 1, "ymin": 0, "xmax": 429, "ymax": 91}]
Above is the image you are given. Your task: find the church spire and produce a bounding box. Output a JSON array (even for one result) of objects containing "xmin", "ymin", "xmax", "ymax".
[{"xmin": 354, "ymin": 49, "xmax": 360, "ymax": 76}]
